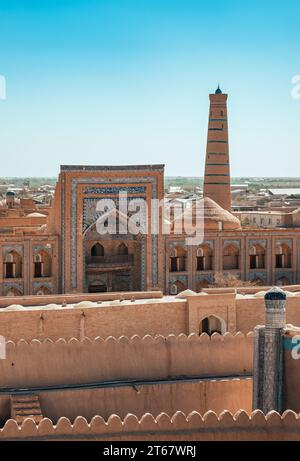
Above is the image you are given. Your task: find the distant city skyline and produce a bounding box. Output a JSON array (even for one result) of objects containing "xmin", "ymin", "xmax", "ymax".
[{"xmin": 0, "ymin": 0, "xmax": 299, "ymax": 177}]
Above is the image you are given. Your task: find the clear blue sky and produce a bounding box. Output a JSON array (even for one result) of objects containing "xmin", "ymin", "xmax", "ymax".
[{"xmin": 0, "ymin": 0, "xmax": 299, "ymax": 177}]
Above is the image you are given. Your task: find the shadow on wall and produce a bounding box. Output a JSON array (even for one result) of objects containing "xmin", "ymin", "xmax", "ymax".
[{"xmin": 0, "ymin": 333, "xmax": 253, "ymax": 389}]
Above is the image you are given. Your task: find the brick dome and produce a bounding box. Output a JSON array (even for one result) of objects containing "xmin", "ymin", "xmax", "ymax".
[{"xmin": 172, "ymin": 197, "xmax": 242, "ymax": 234}]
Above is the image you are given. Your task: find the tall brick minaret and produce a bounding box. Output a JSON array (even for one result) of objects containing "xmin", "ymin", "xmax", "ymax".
[{"xmin": 203, "ymin": 86, "xmax": 231, "ymax": 211}]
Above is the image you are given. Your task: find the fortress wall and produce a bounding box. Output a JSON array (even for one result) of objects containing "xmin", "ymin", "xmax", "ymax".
[
  {"xmin": 235, "ymin": 298, "xmax": 265, "ymax": 332},
  {"xmin": 285, "ymin": 298, "xmax": 300, "ymax": 328},
  {"xmin": 0, "ymin": 300, "xmax": 186, "ymax": 342},
  {"xmin": 0, "ymin": 334, "xmax": 253, "ymax": 389},
  {"xmin": 37, "ymin": 378, "xmax": 252, "ymax": 422},
  {"xmin": 1, "ymin": 292, "xmax": 300, "ymax": 343},
  {"xmin": 0, "ymin": 409, "xmax": 299, "ymax": 441}
]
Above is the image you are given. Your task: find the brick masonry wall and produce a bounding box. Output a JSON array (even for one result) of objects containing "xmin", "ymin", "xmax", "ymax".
[
  {"xmin": 0, "ymin": 378, "xmax": 252, "ymax": 424},
  {"xmin": 0, "ymin": 333, "xmax": 253, "ymax": 388},
  {"xmin": 2, "ymin": 291, "xmax": 300, "ymax": 341},
  {"xmin": 0, "ymin": 299, "xmax": 186, "ymax": 342}
]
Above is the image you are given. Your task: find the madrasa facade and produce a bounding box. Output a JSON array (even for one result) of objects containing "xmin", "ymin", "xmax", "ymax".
[{"xmin": 1, "ymin": 87, "xmax": 300, "ymax": 297}]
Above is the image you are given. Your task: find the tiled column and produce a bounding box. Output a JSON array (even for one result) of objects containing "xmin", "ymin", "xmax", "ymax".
[{"xmin": 252, "ymin": 286, "xmax": 286, "ymax": 413}]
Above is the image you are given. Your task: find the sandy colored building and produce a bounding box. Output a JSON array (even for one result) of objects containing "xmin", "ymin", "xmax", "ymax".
[
  {"xmin": 1, "ymin": 88, "xmax": 300, "ymax": 298},
  {"xmin": 166, "ymin": 88, "xmax": 300, "ymax": 293},
  {"xmin": 0, "ymin": 166, "xmax": 164, "ymax": 296}
]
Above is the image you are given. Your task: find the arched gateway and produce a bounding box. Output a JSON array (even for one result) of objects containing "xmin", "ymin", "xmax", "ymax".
[{"xmin": 199, "ymin": 315, "xmax": 226, "ymax": 335}]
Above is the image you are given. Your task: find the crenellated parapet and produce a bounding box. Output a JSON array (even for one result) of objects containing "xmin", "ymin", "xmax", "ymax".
[
  {"xmin": 0, "ymin": 332, "xmax": 253, "ymax": 389},
  {"xmin": 0, "ymin": 409, "xmax": 300, "ymax": 441}
]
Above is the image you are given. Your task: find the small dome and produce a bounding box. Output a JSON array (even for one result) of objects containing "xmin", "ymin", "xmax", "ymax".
[
  {"xmin": 6, "ymin": 191, "xmax": 15, "ymax": 197},
  {"xmin": 202, "ymin": 198, "xmax": 241, "ymax": 230},
  {"xmin": 215, "ymin": 85, "xmax": 222, "ymax": 94}
]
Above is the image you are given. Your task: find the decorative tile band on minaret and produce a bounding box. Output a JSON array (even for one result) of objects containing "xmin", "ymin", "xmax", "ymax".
[
  {"xmin": 252, "ymin": 286, "xmax": 286, "ymax": 413},
  {"xmin": 203, "ymin": 86, "xmax": 231, "ymax": 211}
]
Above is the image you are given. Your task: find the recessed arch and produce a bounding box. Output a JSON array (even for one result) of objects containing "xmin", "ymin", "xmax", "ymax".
[
  {"xmin": 276, "ymin": 244, "xmax": 292, "ymax": 269},
  {"xmin": 91, "ymin": 243, "xmax": 104, "ymax": 257},
  {"xmin": 4, "ymin": 250, "xmax": 22, "ymax": 278},
  {"xmin": 35, "ymin": 285, "xmax": 52, "ymax": 296},
  {"xmin": 34, "ymin": 250, "xmax": 52, "ymax": 278},
  {"xmin": 276, "ymin": 276, "xmax": 290, "ymax": 286},
  {"xmin": 196, "ymin": 244, "xmax": 213, "ymax": 271},
  {"xmin": 5, "ymin": 287, "xmax": 22, "ymax": 297},
  {"xmin": 199, "ymin": 315, "xmax": 226, "ymax": 335},
  {"xmin": 249, "ymin": 244, "xmax": 265, "ymax": 269},
  {"xmin": 117, "ymin": 242, "xmax": 128, "ymax": 256},
  {"xmin": 170, "ymin": 280, "xmax": 186, "ymax": 295},
  {"xmin": 170, "ymin": 246, "xmax": 187, "ymax": 272},
  {"xmin": 223, "ymin": 244, "xmax": 239, "ymax": 270},
  {"xmin": 88, "ymin": 279, "xmax": 107, "ymax": 293},
  {"xmin": 252, "ymin": 277, "xmax": 264, "ymax": 286}
]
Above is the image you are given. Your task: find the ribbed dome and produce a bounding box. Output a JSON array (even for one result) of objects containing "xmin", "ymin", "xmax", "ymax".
[
  {"xmin": 172, "ymin": 197, "xmax": 241, "ymax": 234},
  {"xmin": 203, "ymin": 197, "xmax": 241, "ymax": 230}
]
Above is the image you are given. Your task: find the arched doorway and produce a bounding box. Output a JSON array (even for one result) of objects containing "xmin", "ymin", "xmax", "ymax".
[{"xmin": 199, "ymin": 315, "xmax": 226, "ymax": 335}]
